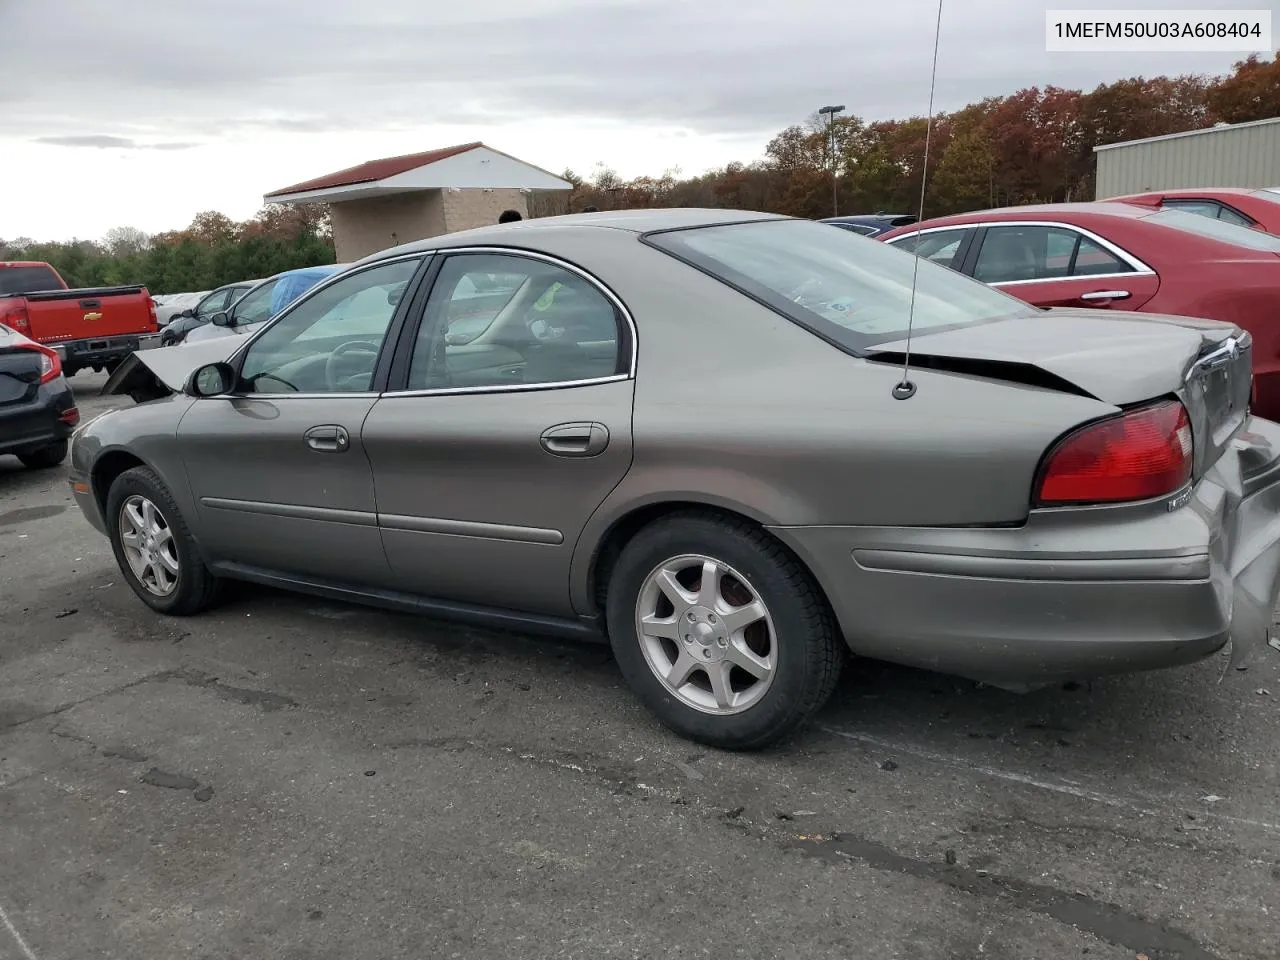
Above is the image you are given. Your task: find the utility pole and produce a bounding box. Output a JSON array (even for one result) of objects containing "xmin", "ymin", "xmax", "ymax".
[{"xmin": 817, "ymin": 104, "xmax": 845, "ymax": 217}]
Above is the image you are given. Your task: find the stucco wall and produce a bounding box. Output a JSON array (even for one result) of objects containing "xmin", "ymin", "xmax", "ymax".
[
  {"xmin": 329, "ymin": 191, "xmax": 446, "ymax": 261},
  {"xmin": 441, "ymin": 188, "xmax": 528, "ymax": 232},
  {"xmin": 329, "ymin": 188, "xmax": 530, "ymax": 259}
]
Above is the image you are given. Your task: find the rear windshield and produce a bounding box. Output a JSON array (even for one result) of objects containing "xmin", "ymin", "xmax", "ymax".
[
  {"xmin": 644, "ymin": 218, "xmax": 1036, "ymax": 352},
  {"xmin": 0, "ymin": 266, "xmax": 62, "ymax": 295},
  {"xmin": 1145, "ymin": 208, "xmax": 1280, "ymax": 251}
]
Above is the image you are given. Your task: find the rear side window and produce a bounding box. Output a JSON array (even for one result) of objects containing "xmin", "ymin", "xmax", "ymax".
[
  {"xmin": 0, "ymin": 266, "xmax": 62, "ymax": 295},
  {"xmin": 1146, "ymin": 209, "xmax": 1280, "ymax": 251}
]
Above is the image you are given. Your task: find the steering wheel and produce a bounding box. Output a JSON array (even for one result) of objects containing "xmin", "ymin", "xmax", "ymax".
[{"xmin": 325, "ymin": 340, "xmax": 381, "ymax": 391}]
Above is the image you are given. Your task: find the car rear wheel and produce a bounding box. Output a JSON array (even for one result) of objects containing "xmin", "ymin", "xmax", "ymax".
[
  {"xmin": 106, "ymin": 466, "xmax": 221, "ymax": 615},
  {"xmin": 18, "ymin": 440, "xmax": 68, "ymax": 469},
  {"xmin": 605, "ymin": 512, "xmax": 842, "ymax": 750}
]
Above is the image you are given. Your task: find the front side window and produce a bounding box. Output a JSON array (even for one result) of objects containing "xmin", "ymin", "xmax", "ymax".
[
  {"xmin": 1146, "ymin": 208, "xmax": 1280, "ymax": 251},
  {"xmin": 885, "ymin": 228, "xmax": 970, "ymax": 269},
  {"xmin": 238, "ymin": 258, "xmax": 420, "ymax": 394},
  {"xmin": 195, "ymin": 289, "xmax": 230, "ymax": 317},
  {"xmin": 230, "ymin": 279, "xmax": 279, "ymax": 325},
  {"xmin": 407, "ymin": 253, "xmax": 624, "ymax": 390},
  {"xmin": 646, "ymin": 219, "xmax": 1035, "ymax": 352}
]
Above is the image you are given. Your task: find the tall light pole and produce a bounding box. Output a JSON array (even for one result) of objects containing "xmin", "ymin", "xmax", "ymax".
[{"xmin": 817, "ymin": 104, "xmax": 845, "ymax": 217}]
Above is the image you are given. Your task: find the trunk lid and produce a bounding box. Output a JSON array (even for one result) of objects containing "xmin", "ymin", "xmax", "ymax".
[
  {"xmin": 0, "ymin": 330, "xmax": 45, "ymax": 407},
  {"xmin": 867, "ymin": 308, "xmax": 1252, "ymax": 478}
]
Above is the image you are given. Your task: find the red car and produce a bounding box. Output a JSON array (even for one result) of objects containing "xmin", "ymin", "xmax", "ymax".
[
  {"xmin": 878, "ymin": 202, "xmax": 1280, "ymax": 419},
  {"xmin": 1105, "ymin": 187, "xmax": 1280, "ymax": 234}
]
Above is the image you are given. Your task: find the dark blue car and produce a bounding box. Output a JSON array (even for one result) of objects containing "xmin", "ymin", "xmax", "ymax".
[{"xmin": 820, "ymin": 214, "xmax": 918, "ymax": 237}]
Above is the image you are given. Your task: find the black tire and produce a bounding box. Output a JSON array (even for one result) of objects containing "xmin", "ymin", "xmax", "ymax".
[
  {"xmin": 105, "ymin": 465, "xmax": 222, "ymax": 615},
  {"xmin": 605, "ymin": 511, "xmax": 842, "ymax": 750},
  {"xmin": 18, "ymin": 440, "xmax": 68, "ymax": 469}
]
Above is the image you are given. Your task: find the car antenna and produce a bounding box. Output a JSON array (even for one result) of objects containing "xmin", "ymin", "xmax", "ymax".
[{"xmin": 892, "ymin": 0, "xmax": 945, "ymax": 402}]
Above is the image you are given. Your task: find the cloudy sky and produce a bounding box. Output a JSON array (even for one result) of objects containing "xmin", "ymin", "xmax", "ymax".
[{"xmin": 0, "ymin": 0, "xmax": 1268, "ymax": 241}]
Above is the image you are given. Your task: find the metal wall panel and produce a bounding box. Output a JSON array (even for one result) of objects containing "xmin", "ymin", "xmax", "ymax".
[{"xmin": 1095, "ymin": 121, "xmax": 1280, "ymax": 198}]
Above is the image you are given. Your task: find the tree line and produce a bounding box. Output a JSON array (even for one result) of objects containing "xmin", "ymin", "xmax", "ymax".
[
  {"xmin": 535, "ymin": 52, "xmax": 1280, "ymax": 219},
  {"xmin": 0, "ymin": 206, "xmax": 335, "ymax": 295},
  {"xmin": 4, "ymin": 53, "xmax": 1278, "ymax": 294}
]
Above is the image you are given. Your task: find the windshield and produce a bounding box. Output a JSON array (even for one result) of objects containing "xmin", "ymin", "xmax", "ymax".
[
  {"xmin": 0, "ymin": 266, "xmax": 62, "ymax": 295},
  {"xmin": 644, "ymin": 218, "xmax": 1036, "ymax": 352},
  {"xmin": 1145, "ymin": 208, "xmax": 1280, "ymax": 251}
]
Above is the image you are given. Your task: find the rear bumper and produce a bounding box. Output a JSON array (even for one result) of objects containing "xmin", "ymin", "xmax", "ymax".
[
  {"xmin": 0, "ymin": 377, "xmax": 77, "ymax": 456},
  {"xmin": 50, "ymin": 333, "xmax": 160, "ymax": 368},
  {"xmin": 770, "ymin": 416, "xmax": 1280, "ymax": 689}
]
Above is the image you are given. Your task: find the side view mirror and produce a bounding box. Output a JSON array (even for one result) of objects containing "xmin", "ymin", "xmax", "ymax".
[
  {"xmin": 210, "ymin": 311, "xmax": 231, "ymax": 327},
  {"xmin": 185, "ymin": 362, "xmax": 236, "ymax": 397},
  {"xmin": 179, "ymin": 308, "xmax": 195, "ymax": 319}
]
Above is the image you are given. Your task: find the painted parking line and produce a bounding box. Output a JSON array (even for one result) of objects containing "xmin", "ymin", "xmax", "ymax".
[{"xmin": 0, "ymin": 902, "xmax": 38, "ymax": 960}]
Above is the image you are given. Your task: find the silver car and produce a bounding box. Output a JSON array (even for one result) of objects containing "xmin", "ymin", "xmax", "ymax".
[{"xmin": 69, "ymin": 210, "xmax": 1280, "ymax": 749}]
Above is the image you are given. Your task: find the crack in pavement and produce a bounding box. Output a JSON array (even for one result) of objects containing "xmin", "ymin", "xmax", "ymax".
[
  {"xmin": 793, "ymin": 832, "xmax": 1222, "ymax": 960},
  {"xmin": 0, "ymin": 670, "xmax": 179, "ymax": 736}
]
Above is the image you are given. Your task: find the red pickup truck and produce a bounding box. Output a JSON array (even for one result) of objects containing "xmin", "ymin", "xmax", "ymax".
[{"xmin": 0, "ymin": 261, "xmax": 159, "ymax": 377}]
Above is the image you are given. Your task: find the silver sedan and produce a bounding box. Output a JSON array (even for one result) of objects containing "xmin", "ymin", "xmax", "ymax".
[{"xmin": 70, "ymin": 209, "xmax": 1280, "ymax": 748}]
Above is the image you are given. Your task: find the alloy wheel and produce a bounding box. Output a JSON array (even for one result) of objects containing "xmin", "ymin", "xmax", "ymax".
[
  {"xmin": 634, "ymin": 553, "xmax": 777, "ymax": 715},
  {"xmin": 119, "ymin": 494, "xmax": 180, "ymax": 597}
]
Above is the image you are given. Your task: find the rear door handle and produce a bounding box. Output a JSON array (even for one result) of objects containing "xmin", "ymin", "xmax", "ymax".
[
  {"xmin": 540, "ymin": 422, "xmax": 609, "ymax": 458},
  {"xmin": 304, "ymin": 424, "xmax": 350, "ymax": 453},
  {"xmin": 1078, "ymin": 289, "xmax": 1131, "ymax": 302}
]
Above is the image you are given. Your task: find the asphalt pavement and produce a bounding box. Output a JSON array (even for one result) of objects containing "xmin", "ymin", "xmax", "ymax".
[{"xmin": 1, "ymin": 372, "xmax": 1277, "ymax": 960}]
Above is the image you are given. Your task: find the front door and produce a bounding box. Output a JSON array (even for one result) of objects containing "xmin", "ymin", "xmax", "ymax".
[
  {"xmin": 970, "ymin": 223, "xmax": 1161, "ymax": 310},
  {"xmin": 178, "ymin": 257, "xmax": 423, "ymax": 584},
  {"xmin": 361, "ymin": 250, "xmax": 635, "ymax": 617}
]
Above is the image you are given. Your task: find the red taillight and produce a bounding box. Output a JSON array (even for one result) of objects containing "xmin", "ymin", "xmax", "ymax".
[
  {"xmin": 0, "ymin": 301, "xmax": 31, "ymax": 335},
  {"xmin": 59, "ymin": 406, "xmax": 80, "ymax": 426},
  {"xmin": 146, "ymin": 294, "xmax": 159, "ymax": 331},
  {"xmin": 21, "ymin": 342, "xmax": 62, "ymax": 385},
  {"xmin": 1035, "ymin": 399, "xmax": 1193, "ymax": 506}
]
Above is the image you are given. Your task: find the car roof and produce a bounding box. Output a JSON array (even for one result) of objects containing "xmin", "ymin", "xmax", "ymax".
[
  {"xmin": 1107, "ymin": 187, "xmax": 1260, "ymax": 200},
  {"xmin": 898, "ymin": 202, "xmax": 1156, "ymax": 231},
  {"xmin": 359, "ymin": 209, "xmax": 791, "ymax": 263}
]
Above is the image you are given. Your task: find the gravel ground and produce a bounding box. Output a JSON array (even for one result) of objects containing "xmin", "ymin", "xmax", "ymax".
[{"xmin": 1, "ymin": 372, "xmax": 1277, "ymax": 960}]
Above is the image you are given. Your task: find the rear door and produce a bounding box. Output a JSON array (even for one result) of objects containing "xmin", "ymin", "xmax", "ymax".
[
  {"xmin": 361, "ymin": 249, "xmax": 636, "ymax": 617},
  {"xmin": 966, "ymin": 222, "xmax": 1160, "ymax": 310}
]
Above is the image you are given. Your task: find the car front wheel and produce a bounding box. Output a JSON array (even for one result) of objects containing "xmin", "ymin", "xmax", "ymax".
[
  {"xmin": 106, "ymin": 466, "xmax": 222, "ymax": 615},
  {"xmin": 605, "ymin": 512, "xmax": 842, "ymax": 750}
]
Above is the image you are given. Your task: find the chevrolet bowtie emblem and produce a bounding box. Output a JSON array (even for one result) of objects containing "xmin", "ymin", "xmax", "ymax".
[{"xmin": 83, "ymin": 311, "xmax": 103, "ymax": 322}]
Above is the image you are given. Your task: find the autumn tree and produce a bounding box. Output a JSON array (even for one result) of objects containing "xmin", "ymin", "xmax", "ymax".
[{"xmin": 1207, "ymin": 53, "xmax": 1280, "ymax": 124}]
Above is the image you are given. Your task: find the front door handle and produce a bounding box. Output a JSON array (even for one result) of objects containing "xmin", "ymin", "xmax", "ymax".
[
  {"xmin": 540, "ymin": 422, "xmax": 609, "ymax": 458},
  {"xmin": 305, "ymin": 424, "xmax": 350, "ymax": 453},
  {"xmin": 1078, "ymin": 289, "xmax": 1132, "ymax": 303}
]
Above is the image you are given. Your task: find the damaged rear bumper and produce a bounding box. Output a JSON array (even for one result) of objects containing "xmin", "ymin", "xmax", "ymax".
[{"xmin": 770, "ymin": 415, "xmax": 1280, "ymax": 688}]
